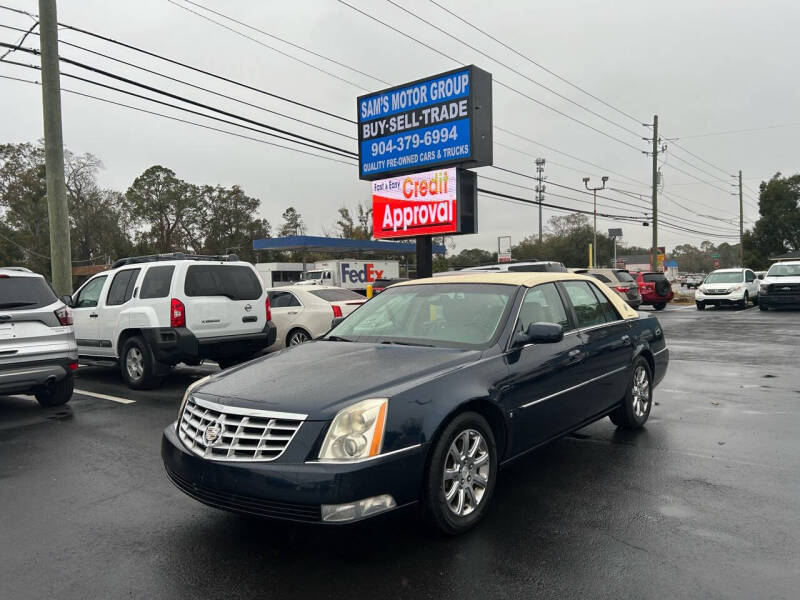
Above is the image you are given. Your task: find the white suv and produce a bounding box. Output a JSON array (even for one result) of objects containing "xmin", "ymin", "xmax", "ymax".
[
  {"xmin": 69, "ymin": 254, "xmax": 276, "ymax": 389},
  {"xmin": 695, "ymin": 268, "xmax": 760, "ymax": 310}
]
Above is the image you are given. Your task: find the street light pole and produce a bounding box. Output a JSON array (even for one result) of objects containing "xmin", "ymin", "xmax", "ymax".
[{"xmin": 583, "ymin": 176, "xmax": 608, "ymax": 268}]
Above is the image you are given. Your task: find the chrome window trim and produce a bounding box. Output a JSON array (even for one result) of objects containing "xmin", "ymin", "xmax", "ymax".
[
  {"xmin": 307, "ymin": 443, "xmax": 422, "ymax": 464},
  {"xmin": 191, "ymin": 395, "xmax": 307, "ymax": 421},
  {"xmin": 506, "ymin": 283, "xmax": 575, "ymax": 350},
  {"xmin": 653, "ymin": 346, "xmax": 668, "ymax": 356},
  {"xmin": 519, "ymin": 366, "xmax": 628, "ymax": 409}
]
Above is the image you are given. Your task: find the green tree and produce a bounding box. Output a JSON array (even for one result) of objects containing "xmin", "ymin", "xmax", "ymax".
[
  {"xmin": 278, "ymin": 206, "xmax": 305, "ymax": 237},
  {"xmin": 336, "ymin": 201, "xmax": 372, "ymax": 239},
  {"xmin": 199, "ymin": 184, "xmax": 270, "ymax": 262},
  {"xmin": 744, "ymin": 173, "xmax": 800, "ymax": 268},
  {"xmin": 125, "ymin": 166, "xmax": 202, "ymax": 253}
]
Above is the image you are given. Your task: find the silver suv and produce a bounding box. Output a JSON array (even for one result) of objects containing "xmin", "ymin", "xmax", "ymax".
[{"xmin": 0, "ymin": 268, "xmax": 78, "ymax": 406}]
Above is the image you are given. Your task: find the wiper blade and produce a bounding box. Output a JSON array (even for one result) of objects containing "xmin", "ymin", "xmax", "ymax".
[
  {"xmin": 380, "ymin": 340, "xmax": 435, "ymax": 347},
  {"xmin": 326, "ymin": 335, "xmax": 354, "ymax": 342},
  {"xmin": 0, "ymin": 301, "xmax": 36, "ymax": 308}
]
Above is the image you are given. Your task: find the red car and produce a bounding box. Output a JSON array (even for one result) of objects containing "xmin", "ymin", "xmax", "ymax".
[{"xmin": 634, "ymin": 271, "xmax": 674, "ymax": 310}]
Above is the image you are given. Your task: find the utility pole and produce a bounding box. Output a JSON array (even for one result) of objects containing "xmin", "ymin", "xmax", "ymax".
[
  {"xmin": 738, "ymin": 170, "xmax": 743, "ymax": 266},
  {"xmin": 535, "ymin": 158, "xmax": 546, "ymax": 244},
  {"xmin": 583, "ymin": 176, "xmax": 608, "ymax": 268},
  {"xmin": 650, "ymin": 115, "xmax": 659, "ymax": 272},
  {"xmin": 39, "ymin": 0, "xmax": 72, "ymax": 294}
]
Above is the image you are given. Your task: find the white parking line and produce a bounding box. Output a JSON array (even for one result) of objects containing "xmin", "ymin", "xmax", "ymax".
[{"xmin": 74, "ymin": 389, "xmax": 136, "ymax": 404}]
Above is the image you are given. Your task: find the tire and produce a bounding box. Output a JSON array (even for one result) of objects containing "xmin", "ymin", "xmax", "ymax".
[
  {"xmin": 740, "ymin": 292, "xmax": 749, "ymax": 310},
  {"xmin": 424, "ymin": 411, "xmax": 498, "ymax": 535},
  {"xmin": 655, "ymin": 280, "xmax": 671, "ymax": 297},
  {"xmin": 696, "ymin": 302, "xmax": 705, "ymax": 310},
  {"xmin": 609, "ymin": 357, "xmax": 652, "ymax": 430},
  {"xmin": 218, "ymin": 357, "xmax": 248, "ymax": 370},
  {"xmin": 34, "ymin": 374, "xmax": 74, "ymax": 407},
  {"xmin": 120, "ymin": 336, "xmax": 163, "ymax": 390},
  {"xmin": 759, "ymin": 304, "xmax": 768, "ymax": 312},
  {"xmin": 286, "ymin": 328, "xmax": 311, "ymax": 347},
  {"xmin": 653, "ymin": 303, "xmax": 667, "ymax": 311}
]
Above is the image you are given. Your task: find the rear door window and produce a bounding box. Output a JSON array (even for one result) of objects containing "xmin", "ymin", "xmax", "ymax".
[
  {"xmin": 0, "ymin": 276, "xmax": 58, "ymax": 310},
  {"xmin": 106, "ymin": 269, "xmax": 140, "ymax": 306},
  {"xmin": 268, "ymin": 291, "xmax": 301, "ymax": 307},
  {"xmin": 184, "ymin": 265, "xmax": 262, "ymax": 300},
  {"xmin": 590, "ymin": 273, "xmax": 612, "ymax": 283},
  {"xmin": 140, "ymin": 266, "xmax": 175, "ymax": 299},
  {"xmin": 589, "ymin": 283, "xmax": 621, "ymax": 322},
  {"xmin": 562, "ymin": 281, "xmax": 606, "ymax": 328},
  {"xmin": 74, "ymin": 276, "xmax": 107, "ymax": 309}
]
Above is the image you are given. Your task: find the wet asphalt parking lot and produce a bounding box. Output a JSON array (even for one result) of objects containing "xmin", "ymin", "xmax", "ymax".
[{"xmin": 1, "ymin": 302, "xmax": 799, "ymax": 599}]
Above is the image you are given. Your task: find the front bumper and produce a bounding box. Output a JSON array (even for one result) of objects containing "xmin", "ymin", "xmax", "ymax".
[
  {"xmin": 143, "ymin": 323, "xmax": 277, "ymax": 364},
  {"xmin": 0, "ymin": 356, "xmax": 76, "ymax": 394},
  {"xmin": 695, "ymin": 291, "xmax": 746, "ymax": 305},
  {"xmin": 161, "ymin": 425, "xmax": 426, "ymax": 523},
  {"xmin": 759, "ymin": 293, "xmax": 800, "ymax": 308}
]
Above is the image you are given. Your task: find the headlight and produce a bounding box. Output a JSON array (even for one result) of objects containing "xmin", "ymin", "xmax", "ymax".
[
  {"xmin": 727, "ymin": 285, "xmax": 743, "ymax": 293},
  {"xmin": 698, "ymin": 286, "xmax": 706, "ymax": 293},
  {"xmin": 175, "ymin": 375, "xmax": 211, "ymax": 429},
  {"xmin": 319, "ymin": 398, "xmax": 388, "ymax": 461}
]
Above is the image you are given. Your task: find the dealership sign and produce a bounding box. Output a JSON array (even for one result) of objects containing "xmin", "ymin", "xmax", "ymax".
[
  {"xmin": 358, "ymin": 65, "xmax": 492, "ymax": 180},
  {"xmin": 372, "ymin": 167, "xmax": 476, "ymax": 239}
]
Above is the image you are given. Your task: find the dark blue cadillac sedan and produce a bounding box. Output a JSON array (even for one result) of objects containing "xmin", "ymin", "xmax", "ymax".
[{"xmin": 162, "ymin": 273, "xmax": 668, "ymax": 534}]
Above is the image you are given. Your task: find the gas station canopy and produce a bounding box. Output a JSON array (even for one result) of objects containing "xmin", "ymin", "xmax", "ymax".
[{"xmin": 253, "ymin": 235, "xmax": 446, "ymax": 255}]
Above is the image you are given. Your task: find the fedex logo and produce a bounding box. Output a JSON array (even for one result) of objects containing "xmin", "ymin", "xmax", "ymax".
[{"xmin": 341, "ymin": 263, "xmax": 384, "ymax": 284}]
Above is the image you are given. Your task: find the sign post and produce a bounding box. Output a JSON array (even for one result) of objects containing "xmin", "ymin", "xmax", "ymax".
[
  {"xmin": 497, "ymin": 235, "xmax": 511, "ymax": 263},
  {"xmin": 358, "ymin": 66, "xmax": 492, "ymax": 278}
]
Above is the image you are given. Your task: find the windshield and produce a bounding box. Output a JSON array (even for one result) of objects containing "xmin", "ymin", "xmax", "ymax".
[
  {"xmin": 705, "ymin": 271, "xmax": 743, "ymax": 284},
  {"xmin": 766, "ymin": 264, "xmax": 800, "ymax": 277},
  {"xmin": 304, "ymin": 271, "xmax": 323, "ymax": 280},
  {"xmin": 326, "ymin": 283, "xmax": 515, "ymax": 349}
]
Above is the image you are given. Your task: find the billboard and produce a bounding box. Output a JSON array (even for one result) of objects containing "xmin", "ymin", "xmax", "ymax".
[
  {"xmin": 372, "ymin": 167, "xmax": 477, "ymax": 239},
  {"xmin": 358, "ymin": 65, "xmax": 492, "ymax": 180}
]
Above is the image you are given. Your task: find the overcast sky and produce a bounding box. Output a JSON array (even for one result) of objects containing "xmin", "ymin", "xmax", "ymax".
[{"xmin": 1, "ymin": 0, "xmax": 799, "ymax": 257}]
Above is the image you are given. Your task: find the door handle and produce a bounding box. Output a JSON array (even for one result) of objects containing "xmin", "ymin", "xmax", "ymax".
[
  {"xmin": 567, "ymin": 349, "xmax": 583, "ymax": 364},
  {"xmin": 288, "ymin": 311, "xmax": 298, "ymax": 315},
  {"xmin": 89, "ymin": 313, "xmax": 98, "ymax": 318}
]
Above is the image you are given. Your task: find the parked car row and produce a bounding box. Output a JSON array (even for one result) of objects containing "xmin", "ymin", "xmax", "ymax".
[{"xmin": 695, "ymin": 268, "xmax": 761, "ymax": 310}]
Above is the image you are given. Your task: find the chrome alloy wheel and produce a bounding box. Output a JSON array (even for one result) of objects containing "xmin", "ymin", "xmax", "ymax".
[
  {"xmin": 632, "ymin": 365, "xmax": 650, "ymax": 418},
  {"xmin": 126, "ymin": 347, "xmax": 144, "ymax": 381},
  {"xmin": 289, "ymin": 330, "xmax": 310, "ymax": 346},
  {"xmin": 443, "ymin": 429, "xmax": 490, "ymax": 517}
]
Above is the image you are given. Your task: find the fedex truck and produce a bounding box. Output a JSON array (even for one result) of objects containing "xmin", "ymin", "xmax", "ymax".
[{"xmin": 296, "ymin": 259, "xmax": 401, "ymax": 292}]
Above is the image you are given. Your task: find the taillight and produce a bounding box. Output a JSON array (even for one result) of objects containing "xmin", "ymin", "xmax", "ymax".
[
  {"xmin": 170, "ymin": 298, "xmax": 186, "ymax": 328},
  {"xmin": 54, "ymin": 305, "xmax": 73, "ymax": 326},
  {"xmin": 332, "ymin": 304, "xmax": 343, "ymax": 318},
  {"xmin": 614, "ymin": 286, "xmax": 629, "ymax": 293},
  {"xmin": 265, "ymin": 296, "xmax": 272, "ymax": 321},
  {"xmin": 68, "ymin": 361, "xmax": 79, "ymax": 371}
]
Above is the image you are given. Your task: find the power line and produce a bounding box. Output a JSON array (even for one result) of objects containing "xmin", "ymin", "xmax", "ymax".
[
  {"xmin": 666, "ymin": 150, "xmax": 730, "ymax": 184},
  {"xmin": 178, "ymin": 0, "xmax": 390, "ymax": 86},
  {"xmin": 493, "ymin": 126, "xmax": 650, "ymax": 188},
  {"xmin": 165, "ymin": 0, "xmax": 371, "ymax": 91},
  {"xmin": 426, "ymin": 0, "xmax": 644, "ymax": 126},
  {"xmin": 1, "ymin": 57, "xmax": 359, "ymax": 161},
  {"xmin": 661, "ymin": 162, "xmax": 734, "ymax": 195},
  {"xmin": 334, "ymin": 0, "xmax": 644, "ymax": 153},
  {"xmin": 0, "ymin": 17, "xmax": 36, "ymax": 60},
  {"xmin": 0, "ymin": 22, "xmax": 357, "ymax": 141},
  {"xmin": 0, "ymin": 72, "xmax": 359, "ymax": 167},
  {"xmin": 0, "ymin": 43, "xmax": 359, "ymax": 158},
  {"xmin": 676, "ymin": 122, "xmax": 800, "ymax": 139},
  {"xmin": 669, "ymin": 140, "xmax": 732, "ymax": 177},
  {"xmin": 0, "ymin": 5, "xmax": 359, "ymax": 124},
  {"xmin": 383, "ymin": 0, "xmax": 643, "ymax": 139}
]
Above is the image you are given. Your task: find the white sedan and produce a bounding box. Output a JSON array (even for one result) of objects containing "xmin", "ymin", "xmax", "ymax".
[{"xmin": 266, "ymin": 286, "xmax": 365, "ymax": 349}]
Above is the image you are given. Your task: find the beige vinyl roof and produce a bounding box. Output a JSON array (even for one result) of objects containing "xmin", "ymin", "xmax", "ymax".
[{"xmin": 395, "ymin": 272, "xmax": 640, "ymax": 320}]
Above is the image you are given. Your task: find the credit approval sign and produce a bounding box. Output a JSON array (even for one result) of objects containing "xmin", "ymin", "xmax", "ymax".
[
  {"xmin": 372, "ymin": 167, "xmax": 477, "ymax": 239},
  {"xmin": 358, "ymin": 66, "xmax": 492, "ymax": 181}
]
